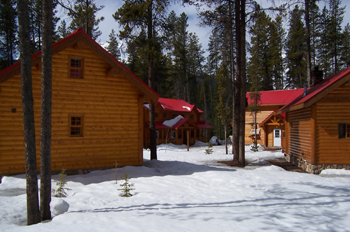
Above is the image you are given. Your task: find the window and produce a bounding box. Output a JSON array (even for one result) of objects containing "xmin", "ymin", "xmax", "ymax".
[
  {"xmin": 172, "ymin": 114, "xmax": 177, "ymax": 118},
  {"xmin": 178, "ymin": 129, "xmax": 182, "ymax": 138},
  {"xmin": 339, "ymin": 123, "xmax": 350, "ymax": 139},
  {"xmin": 69, "ymin": 115, "xmax": 84, "ymax": 137},
  {"xmin": 203, "ymin": 129, "xmax": 208, "ymax": 137},
  {"xmin": 163, "ymin": 113, "xmax": 167, "ymax": 119},
  {"xmin": 190, "ymin": 114, "xmax": 194, "ymax": 120},
  {"xmin": 156, "ymin": 131, "xmax": 159, "ymax": 139},
  {"xmin": 172, "ymin": 130, "xmax": 177, "ymax": 139},
  {"xmin": 69, "ymin": 57, "xmax": 84, "ymax": 79},
  {"xmin": 191, "ymin": 129, "xmax": 194, "ymax": 138}
]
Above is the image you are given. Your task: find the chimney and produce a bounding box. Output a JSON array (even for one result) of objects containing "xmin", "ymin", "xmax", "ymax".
[{"xmin": 311, "ymin": 66, "xmax": 323, "ymax": 87}]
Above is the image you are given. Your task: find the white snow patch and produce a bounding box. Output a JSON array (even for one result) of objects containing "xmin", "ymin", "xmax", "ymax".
[
  {"xmin": 182, "ymin": 106, "xmax": 191, "ymax": 111},
  {"xmin": 144, "ymin": 104, "xmax": 149, "ymax": 109},
  {"xmin": 1, "ymin": 144, "xmax": 350, "ymax": 231},
  {"xmin": 209, "ymin": 136, "xmax": 219, "ymax": 145},
  {"xmin": 51, "ymin": 198, "xmax": 69, "ymax": 216},
  {"xmin": 320, "ymin": 169, "xmax": 350, "ymax": 176},
  {"xmin": 163, "ymin": 115, "xmax": 183, "ymax": 128}
]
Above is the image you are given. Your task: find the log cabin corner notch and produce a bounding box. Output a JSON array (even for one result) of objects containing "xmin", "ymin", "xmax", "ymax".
[
  {"xmin": 277, "ymin": 66, "xmax": 350, "ymax": 174},
  {"xmin": 0, "ymin": 28, "xmax": 159, "ymax": 175}
]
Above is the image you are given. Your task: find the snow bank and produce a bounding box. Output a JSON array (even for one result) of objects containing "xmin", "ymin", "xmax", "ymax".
[
  {"xmin": 51, "ymin": 198, "xmax": 69, "ymax": 216},
  {"xmin": 320, "ymin": 169, "xmax": 350, "ymax": 176}
]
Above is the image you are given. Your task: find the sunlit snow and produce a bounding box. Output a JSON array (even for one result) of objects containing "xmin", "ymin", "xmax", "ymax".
[{"xmin": 1, "ymin": 143, "xmax": 350, "ymax": 232}]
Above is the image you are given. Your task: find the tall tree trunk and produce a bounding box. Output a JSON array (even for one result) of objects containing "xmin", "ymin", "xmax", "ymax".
[
  {"xmin": 305, "ymin": 0, "xmax": 312, "ymax": 88},
  {"xmin": 239, "ymin": 0, "xmax": 246, "ymax": 167},
  {"xmin": 148, "ymin": 0, "xmax": 157, "ymax": 160},
  {"xmin": 224, "ymin": 119, "xmax": 228, "ymax": 154},
  {"xmin": 17, "ymin": 0, "xmax": 41, "ymax": 225},
  {"xmin": 233, "ymin": 0, "xmax": 240, "ymax": 164},
  {"xmin": 230, "ymin": 0, "xmax": 238, "ymax": 161},
  {"xmin": 203, "ymin": 82, "xmax": 207, "ymax": 120},
  {"xmin": 40, "ymin": 0, "xmax": 52, "ymax": 221}
]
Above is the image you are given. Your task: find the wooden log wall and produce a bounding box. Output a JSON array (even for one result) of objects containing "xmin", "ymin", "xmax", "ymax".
[
  {"xmin": 0, "ymin": 45, "xmax": 143, "ymax": 175},
  {"xmin": 316, "ymin": 81, "xmax": 350, "ymax": 164},
  {"xmin": 245, "ymin": 105, "xmax": 281, "ymax": 145},
  {"xmin": 287, "ymin": 108, "xmax": 312, "ymax": 162}
]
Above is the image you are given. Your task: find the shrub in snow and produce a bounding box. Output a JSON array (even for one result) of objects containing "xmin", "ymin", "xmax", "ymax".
[
  {"xmin": 205, "ymin": 143, "xmax": 213, "ymax": 155},
  {"xmin": 51, "ymin": 198, "xmax": 69, "ymax": 216},
  {"xmin": 118, "ymin": 171, "xmax": 135, "ymax": 197},
  {"xmin": 52, "ymin": 168, "xmax": 71, "ymax": 198},
  {"xmin": 251, "ymin": 143, "xmax": 259, "ymax": 152}
]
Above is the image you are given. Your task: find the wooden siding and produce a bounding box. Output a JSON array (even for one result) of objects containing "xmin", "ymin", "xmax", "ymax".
[
  {"xmin": 287, "ymin": 108, "xmax": 312, "ymax": 162},
  {"xmin": 245, "ymin": 105, "xmax": 282, "ymax": 145},
  {"xmin": 316, "ymin": 81, "xmax": 350, "ymax": 164},
  {"xmin": 0, "ymin": 45, "xmax": 142, "ymax": 175}
]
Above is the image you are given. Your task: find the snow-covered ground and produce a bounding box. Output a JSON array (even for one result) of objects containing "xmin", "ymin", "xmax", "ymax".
[{"xmin": 1, "ymin": 142, "xmax": 350, "ymax": 232}]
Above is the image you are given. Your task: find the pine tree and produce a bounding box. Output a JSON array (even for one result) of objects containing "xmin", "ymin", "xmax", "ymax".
[
  {"xmin": 27, "ymin": 0, "xmax": 59, "ymax": 53},
  {"xmin": 248, "ymin": 9, "xmax": 273, "ymax": 91},
  {"xmin": 172, "ymin": 12, "xmax": 189, "ymax": 100},
  {"xmin": 327, "ymin": 0, "xmax": 345, "ymax": 73},
  {"xmin": 318, "ymin": 6, "xmax": 332, "ymax": 76},
  {"xmin": 309, "ymin": 1, "xmax": 322, "ymax": 67},
  {"xmin": 269, "ymin": 14, "xmax": 285, "ymax": 90},
  {"xmin": 0, "ymin": 0, "xmax": 17, "ymax": 68},
  {"xmin": 62, "ymin": 0, "xmax": 105, "ymax": 40},
  {"xmin": 341, "ymin": 23, "xmax": 350, "ymax": 67},
  {"xmin": 113, "ymin": 0, "xmax": 169, "ymax": 160},
  {"xmin": 215, "ymin": 65, "xmax": 231, "ymax": 154},
  {"xmin": 118, "ymin": 171, "xmax": 134, "ymax": 197},
  {"xmin": 106, "ymin": 29, "xmax": 121, "ymax": 60},
  {"xmin": 187, "ymin": 32, "xmax": 205, "ymax": 106},
  {"xmin": 57, "ymin": 20, "xmax": 71, "ymax": 39},
  {"xmin": 285, "ymin": 5, "xmax": 307, "ymax": 88}
]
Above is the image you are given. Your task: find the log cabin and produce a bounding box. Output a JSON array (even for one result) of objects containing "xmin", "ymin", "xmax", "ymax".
[
  {"xmin": 0, "ymin": 29, "xmax": 159, "ymax": 175},
  {"xmin": 143, "ymin": 98, "xmax": 213, "ymax": 147},
  {"xmin": 245, "ymin": 89, "xmax": 304, "ymax": 147},
  {"xmin": 278, "ymin": 67, "xmax": 350, "ymax": 174}
]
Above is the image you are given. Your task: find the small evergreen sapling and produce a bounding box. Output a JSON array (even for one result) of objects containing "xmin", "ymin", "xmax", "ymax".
[
  {"xmin": 52, "ymin": 169, "xmax": 71, "ymax": 198},
  {"xmin": 118, "ymin": 170, "xmax": 134, "ymax": 197},
  {"xmin": 205, "ymin": 142, "xmax": 213, "ymax": 155}
]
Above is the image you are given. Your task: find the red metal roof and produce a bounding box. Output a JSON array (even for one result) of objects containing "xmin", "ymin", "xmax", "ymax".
[
  {"xmin": 157, "ymin": 98, "xmax": 203, "ymax": 113},
  {"xmin": 279, "ymin": 67, "xmax": 350, "ymax": 112},
  {"xmin": 247, "ymin": 89, "xmax": 305, "ymax": 105}
]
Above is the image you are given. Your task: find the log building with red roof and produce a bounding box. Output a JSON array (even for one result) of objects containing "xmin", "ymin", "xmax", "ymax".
[
  {"xmin": 277, "ymin": 67, "xmax": 350, "ymax": 173},
  {"xmin": 0, "ymin": 29, "xmax": 158, "ymax": 175},
  {"xmin": 245, "ymin": 89, "xmax": 304, "ymax": 148},
  {"xmin": 144, "ymin": 98, "xmax": 213, "ymax": 147}
]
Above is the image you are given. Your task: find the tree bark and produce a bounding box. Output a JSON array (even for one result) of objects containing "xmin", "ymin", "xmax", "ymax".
[
  {"xmin": 17, "ymin": 0, "xmax": 41, "ymax": 225},
  {"xmin": 233, "ymin": 0, "xmax": 241, "ymax": 164},
  {"xmin": 148, "ymin": 0, "xmax": 157, "ymax": 160},
  {"xmin": 40, "ymin": 0, "xmax": 53, "ymax": 221},
  {"xmin": 305, "ymin": 0, "xmax": 312, "ymax": 88},
  {"xmin": 239, "ymin": 0, "xmax": 246, "ymax": 167}
]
